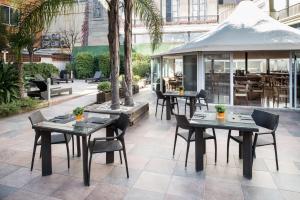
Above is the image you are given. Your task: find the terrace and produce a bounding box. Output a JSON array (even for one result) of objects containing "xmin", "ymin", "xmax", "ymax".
[{"xmin": 0, "ymin": 87, "xmax": 300, "ymax": 200}]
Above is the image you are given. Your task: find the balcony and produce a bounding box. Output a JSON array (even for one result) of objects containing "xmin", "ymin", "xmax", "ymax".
[
  {"xmin": 132, "ymin": 15, "xmax": 218, "ymax": 27},
  {"xmin": 271, "ymin": 3, "xmax": 300, "ymax": 20}
]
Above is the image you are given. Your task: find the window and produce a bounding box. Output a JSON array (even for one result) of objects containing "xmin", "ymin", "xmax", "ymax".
[
  {"xmin": 93, "ymin": 0, "xmax": 104, "ymax": 19},
  {"xmin": 172, "ymin": 0, "xmax": 179, "ymax": 20},
  {"xmin": 0, "ymin": 5, "xmax": 18, "ymax": 26},
  {"xmin": 191, "ymin": 0, "xmax": 207, "ymax": 19}
]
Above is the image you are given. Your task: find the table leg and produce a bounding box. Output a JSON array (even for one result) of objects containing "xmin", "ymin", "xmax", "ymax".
[
  {"xmin": 189, "ymin": 97, "xmax": 196, "ymax": 118},
  {"xmin": 239, "ymin": 131, "xmax": 243, "ymax": 159},
  {"xmin": 195, "ymin": 127, "xmax": 205, "ymax": 171},
  {"xmin": 243, "ymin": 132, "xmax": 253, "ymax": 179},
  {"xmin": 77, "ymin": 136, "xmax": 81, "ymax": 157},
  {"xmin": 166, "ymin": 96, "xmax": 171, "ymax": 120},
  {"xmin": 106, "ymin": 125, "xmax": 115, "ymax": 163},
  {"xmin": 41, "ymin": 131, "xmax": 52, "ymax": 176},
  {"xmin": 81, "ymin": 136, "xmax": 89, "ymax": 186}
]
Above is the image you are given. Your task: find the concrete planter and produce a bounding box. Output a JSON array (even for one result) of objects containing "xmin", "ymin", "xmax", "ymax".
[{"xmin": 97, "ymin": 91, "xmax": 112, "ymax": 104}]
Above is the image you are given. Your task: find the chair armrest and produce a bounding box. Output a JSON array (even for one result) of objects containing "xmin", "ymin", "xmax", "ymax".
[
  {"xmin": 93, "ymin": 136, "xmax": 118, "ymax": 141},
  {"xmin": 255, "ymin": 131, "xmax": 273, "ymax": 135}
]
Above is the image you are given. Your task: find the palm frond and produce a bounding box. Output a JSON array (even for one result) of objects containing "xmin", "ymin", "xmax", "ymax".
[
  {"xmin": 133, "ymin": 0, "xmax": 162, "ymax": 51},
  {"xmin": 11, "ymin": 0, "xmax": 76, "ymax": 33}
]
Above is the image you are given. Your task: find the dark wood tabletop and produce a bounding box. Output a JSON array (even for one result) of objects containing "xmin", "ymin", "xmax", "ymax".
[
  {"xmin": 163, "ymin": 91, "xmax": 198, "ymax": 97},
  {"xmin": 32, "ymin": 116, "xmax": 116, "ymax": 136},
  {"xmin": 190, "ymin": 111, "xmax": 259, "ymax": 132}
]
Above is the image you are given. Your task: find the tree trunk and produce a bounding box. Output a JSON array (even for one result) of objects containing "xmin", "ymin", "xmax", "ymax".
[
  {"xmin": 124, "ymin": 0, "xmax": 134, "ymax": 106},
  {"xmin": 28, "ymin": 47, "xmax": 33, "ymax": 63},
  {"xmin": 108, "ymin": 0, "xmax": 120, "ymax": 110},
  {"xmin": 17, "ymin": 51, "xmax": 24, "ymax": 98}
]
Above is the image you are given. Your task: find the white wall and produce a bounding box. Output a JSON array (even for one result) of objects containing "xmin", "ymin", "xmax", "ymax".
[{"xmin": 40, "ymin": 57, "xmax": 68, "ymax": 71}]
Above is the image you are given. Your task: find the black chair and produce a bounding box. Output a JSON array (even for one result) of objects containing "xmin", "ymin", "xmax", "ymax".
[
  {"xmin": 226, "ymin": 109, "xmax": 279, "ymax": 170},
  {"xmin": 185, "ymin": 90, "xmax": 209, "ymax": 115},
  {"xmin": 173, "ymin": 114, "xmax": 217, "ymax": 167},
  {"xmin": 155, "ymin": 90, "xmax": 179, "ymax": 120},
  {"xmin": 28, "ymin": 111, "xmax": 73, "ymax": 171},
  {"xmin": 85, "ymin": 71, "xmax": 102, "ymax": 83},
  {"xmin": 88, "ymin": 113, "xmax": 130, "ymax": 180}
]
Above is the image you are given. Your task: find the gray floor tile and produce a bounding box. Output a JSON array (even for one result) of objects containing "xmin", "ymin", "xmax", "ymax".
[
  {"xmin": 272, "ymin": 173, "xmax": 300, "ymax": 193},
  {"xmin": 133, "ymin": 172, "xmax": 171, "ymax": 193},
  {"xmin": 0, "ymin": 184, "xmax": 17, "ymax": 199},
  {"xmin": 242, "ymin": 186, "xmax": 284, "ymax": 200},
  {"xmin": 0, "ymin": 168, "xmax": 40, "ymax": 188},
  {"xmin": 124, "ymin": 188, "xmax": 164, "ymax": 200}
]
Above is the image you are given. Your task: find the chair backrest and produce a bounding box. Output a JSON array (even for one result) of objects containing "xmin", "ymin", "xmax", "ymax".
[
  {"xmin": 174, "ymin": 114, "xmax": 191, "ymax": 130},
  {"xmin": 94, "ymin": 71, "xmax": 101, "ymax": 79},
  {"xmin": 251, "ymin": 109, "xmax": 279, "ymax": 132},
  {"xmin": 32, "ymin": 80, "xmax": 48, "ymax": 92},
  {"xmin": 155, "ymin": 90, "xmax": 165, "ymax": 99},
  {"xmin": 114, "ymin": 113, "xmax": 130, "ymax": 138},
  {"xmin": 28, "ymin": 111, "xmax": 46, "ymax": 126},
  {"xmin": 197, "ymin": 89, "xmax": 208, "ymax": 99}
]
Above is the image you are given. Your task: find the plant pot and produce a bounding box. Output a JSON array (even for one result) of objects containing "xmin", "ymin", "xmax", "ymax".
[
  {"xmin": 216, "ymin": 112, "xmax": 225, "ymax": 119},
  {"xmin": 97, "ymin": 91, "xmax": 112, "ymax": 104},
  {"xmin": 75, "ymin": 114, "xmax": 84, "ymax": 122}
]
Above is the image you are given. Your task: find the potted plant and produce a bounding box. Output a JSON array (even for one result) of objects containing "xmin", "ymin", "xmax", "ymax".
[
  {"xmin": 73, "ymin": 107, "xmax": 85, "ymax": 121},
  {"xmin": 178, "ymin": 86, "xmax": 184, "ymax": 95},
  {"xmin": 97, "ymin": 81, "xmax": 112, "ymax": 103},
  {"xmin": 215, "ymin": 104, "xmax": 226, "ymax": 119}
]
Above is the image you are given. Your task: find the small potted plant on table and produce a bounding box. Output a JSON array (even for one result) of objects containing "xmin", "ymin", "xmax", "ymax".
[
  {"xmin": 178, "ymin": 86, "xmax": 184, "ymax": 95},
  {"xmin": 215, "ymin": 104, "xmax": 226, "ymax": 119},
  {"xmin": 73, "ymin": 107, "xmax": 85, "ymax": 121},
  {"xmin": 97, "ymin": 81, "xmax": 112, "ymax": 103}
]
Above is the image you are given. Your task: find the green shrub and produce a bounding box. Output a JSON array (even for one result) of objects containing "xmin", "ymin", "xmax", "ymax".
[
  {"xmin": 133, "ymin": 75, "xmax": 141, "ymax": 83},
  {"xmin": 0, "ymin": 98, "xmax": 41, "ymax": 117},
  {"xmin": 99, "ymin": 53, "xmax": 110, "ymax": 78},
  {"xmin": 0, "ymin": 61, "xmax": 19, "ymax": 104},
  {"xmin": 74, "ymin": 53, "xmax": 94, "ymax": 79},
  {"xmin": 98, "ymin": 81, "xmax": 111, "ymax": 92},
  {"xmin": 24, "ymin": 63, "xmax": 59, "ymax": 79},
  {"xmin": 65, "ymin": 62, "xmax": 75, "ymax": 74},
  {"xmin": 132, "ymin": 53, "xmax": 150, "ymax": 78}
]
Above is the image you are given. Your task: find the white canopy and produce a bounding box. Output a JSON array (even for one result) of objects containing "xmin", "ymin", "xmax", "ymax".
[{"xmin": 157, "ymin": 0, "xmax": 300, "ymax": 56}]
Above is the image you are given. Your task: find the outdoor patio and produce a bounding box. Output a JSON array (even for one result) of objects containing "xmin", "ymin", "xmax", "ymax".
[{"xmin": 0, "ymin": 87, "xmax": 300, "ymax": 200}]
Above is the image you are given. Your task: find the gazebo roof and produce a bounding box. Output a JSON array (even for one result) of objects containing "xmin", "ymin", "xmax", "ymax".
[{"xmin": 156, "ymin": 0, "xmax": 300, "ymax": 56}]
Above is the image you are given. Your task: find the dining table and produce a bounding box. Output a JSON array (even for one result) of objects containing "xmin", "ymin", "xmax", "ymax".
[
  {"xmin": 31, "ymin": 113, "xmax": 118, "ymax": 186},
  {"xmin": 163, "ymin": 91, "xmax": 198, "ymax": 120},
  {"xmin": 190, "ymin": 110, "xmax": 259, "ymax": 179}
]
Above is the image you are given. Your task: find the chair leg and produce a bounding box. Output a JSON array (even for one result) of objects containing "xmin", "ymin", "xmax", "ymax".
[
  {"xmin": 119, "ymin": 150, "xmax": 123, "ymax": 164},
  {"xmin": 184, "ymin": 98, "xmax": 187, "ymax": 115},
  {"xmin": 64, "ymin": 134, "xmax": 70, "ymax": 169},
  {"xmin": 30, "ymin": 134, "xmax": 39, "ymax": 171},
  {"xmin": 161, "ymin": 100, "xmax": 165, "ymax": 120},
  {"xmin": 173, "ymin": 127, "xmax": 178, "ymax": 156},
  {"xmin": 39, "ymin": 148, "xmax": 42, "ymax": 158},
  {"xmin": 252, "ymin": 134, "xmax": 258, "ymax": 163},
  {"xmin": 123, "ymin": 149, "xmax": 129, "ymax": 178},
  {"xmin": 185, "ymin": 141, "xmax": 191, "ymax": 168},
  {"xmin": 213, "ymin": 129, "xmax": 217, "ymax": 163},
  {"xmin": 72, "ymin": 135, "xmax": 74, "ymax": 157},
  {"xmin": 226, "ymin": 130, "xmax": 231, "ymax": 163},
  {"xmin": 155, "ymin": 99, "xmax": 158, "ymax": 117},
  {"xmin": 88, "ymin": 153, "xmax": 93, "ymax": 183},
  {"xmin": 273, "ymin": 135, "xmax": 279, "ymax": 170}
]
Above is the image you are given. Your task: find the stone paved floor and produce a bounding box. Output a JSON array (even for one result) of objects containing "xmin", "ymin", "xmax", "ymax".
[{"xmin": 1, "ymin": 87, "xmax": 300, "ymax": 200}]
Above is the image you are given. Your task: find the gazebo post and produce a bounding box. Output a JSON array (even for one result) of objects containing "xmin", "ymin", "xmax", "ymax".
[
  {"xmin": 245, "ymin": 52, "xmax": 248, "ymax": 74},
  {"xmin": 230, "ymin": 52, "xmax": 234, "ymax": 106},
  {"xmin": 160, "ymin": 56, "xmax": 163, "ymax": 92},
  {"xmin": 289, "ymin": 51, "xmax": 293, "ymax": 108}
]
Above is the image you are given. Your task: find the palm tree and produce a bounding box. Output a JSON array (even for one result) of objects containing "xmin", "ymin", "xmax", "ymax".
[
  {"xmin": 123, "ymin": 0, "xmax": 162, "ymax": 106},
  {"xmin": 10, "ymin": 0, "xmax": 75, "ymax": 97},
  {"xmin": 105, "ymin": 0, "xmax": 121, "ymax": 110}
]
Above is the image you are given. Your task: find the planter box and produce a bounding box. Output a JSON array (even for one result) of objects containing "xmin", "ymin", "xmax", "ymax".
[
  {"xmin": 133, "ymin": 85, "xmax": 139, "ymax": 94},
  {"xmin": 85, "ymin": 101, "xmax": 149, "ymax": 126},
  {"xmin": 97, "ymin": 92, "xmax": 112, "ymax": 104}
]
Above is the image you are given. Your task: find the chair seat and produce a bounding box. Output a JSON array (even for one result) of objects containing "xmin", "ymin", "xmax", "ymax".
[
  {"xmin": 89, "ymin": 140, "xmax": 123, "ymax": 153},
  {"xmin": 195, "ymin": 102, "xmax": 207, "ymax": 107},
  {"xmin": 231, "ymin": 135, "xmax": 274, "ymax": 146},
  {"xmin": 37, "ymin": 133, "xmax": 71, "ymax": 145},
  {"xmin": 178, "ymin": 131, "xmax": 214, "ymax": 141}
]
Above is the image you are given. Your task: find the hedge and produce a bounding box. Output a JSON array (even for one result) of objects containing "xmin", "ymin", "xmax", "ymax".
[
  {"xmin": 24, "ymin": 63, "xmax": 59, "ymax": 79},
  {"xmin": 0, "ymin": 98, "xmax": 42, "ymax": 117},
  {"xmin": 74, "ymin": 53, "xmax": 95, "ymax": 79}
]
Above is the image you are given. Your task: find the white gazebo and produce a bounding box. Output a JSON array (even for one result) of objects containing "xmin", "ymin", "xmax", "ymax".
[{"xmin": 152, "ymin": 0, "xmax": 300, "ymax": 109}]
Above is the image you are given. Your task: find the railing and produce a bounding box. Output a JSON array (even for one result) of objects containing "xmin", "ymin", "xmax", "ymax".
[
  {"xmin": 132, "ymin": 15, "xmax": 218, "ymax": 27},
  {"xmin": 271, "ymin": 3, "xmax": 300, "ymax": 20}
]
